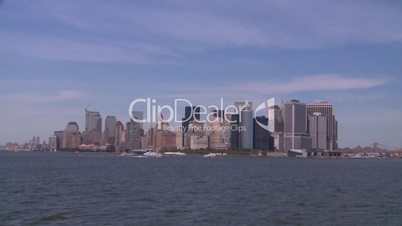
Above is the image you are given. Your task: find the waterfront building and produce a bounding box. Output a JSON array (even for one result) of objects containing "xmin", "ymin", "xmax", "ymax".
[
  {"xmin": 83, "ymin": 110, "xmax": 102, "ymax": 145},
  {"xmin": 48, "ymin": 135, "xmax": 58, "ymax": 151},
  {"xmin": 153, "ymin": 114, "xmax": 176, "ymax": 152},
  {"xmin": 268, "ymin": 97, "xmax": 284, "ymax": 151},
  {"xmin": 253, "ymin": 116, "xmax": 272, "ymax": 150},
  {"xmin": 183, "ymin": 120, "xmax": 208, "ymax": 150},
  {"xmin": 103, "ymin": 116, "xmax": 116, "ymax": 145},
  {"xmin": 114, "ymin": 121, "xmax": 125, "ymax": 151},
  {"xmin": 126, "ymin": 111, "xmax": 144, "ymax": 149},
  {"xmin": 54, "ymin": 131, "xmax": 64, "ymax": 150},
  {"xmin": 282, "ymin": 100, "xmax": 311, "ymax": 152},
  {"xmin": 230, "ymin": 114, "xmax": 240, "ymax": 149},
  {"xmin": 62, "ymin": 121, "xmax": 81, "ymax": 149},
  {"xmin": 182, "ymin": 106, "xmax": 201, "ymax": 132},
  {"xmin": 309, "ymin": 112, "xmax": 327, "ymax": 150},
  {"xmin": 238, "ymin": 101, "xmax": 253, "ymax": 150},
  {"xmin": 208, "ymin": 109, "xmax": 231, "ymax": 150},
  {"xmin": 306, "ymin": 102, "xmax": 337, "ymax": 150}
]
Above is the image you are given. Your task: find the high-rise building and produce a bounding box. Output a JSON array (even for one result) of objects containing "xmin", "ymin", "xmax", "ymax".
[
  {"xmin": 282, "ymin": 100, "xmax": 311, "ymax": 152},
  {"xmin": 230, "ymin": 114, "xmax": 240, "ymax": 149},
  {"xmin": 54, "ymin": 130, "xmax": 64, "ymax": 150},
  {"xmin": 126, "ymin": 111, "xmax": 144, "ymax": 150},
  {"xmin": 309, "ymin": 112, "xmax": 327, "ymax": 150},
  {"xmin": 238, "ymin": 101, "xmax": 253, "ymax": 150},
  {"xmin": 253, "ymin": 116, "xmax": 272, "ymax": 150},
  {"xmin": 114, "ymin": 121, "xmax": 125, "ymax": 151},
  {"xmin": 306, "ymin": 102, "xmax": 337, "ymax": 150},
  {"xmin": 182, "ymin": 106, "xmax": 201, "ymax": 132},
  {"xmin": 267, "ymin": 97, "xmax": 284, "ymax": 151},
  {"xmin": 103, "ymin": 116, "xmax": 117, "ymax": 145},
  {"xmin": 184, "ymin": 120, "xmax": 209, "ymax": 150},
  {"xmin": 208, "ymin": 110, "xmax": 231, "ymax": 150},
  {"xmin": 48, "ymin": 135, "xmax": 58, "ymax": 151},
  {"xmin": 62, "ymin": 121, "xmax": 81, "ymax": 149},
  {"xmin": 267, "ymin": 98, "xmax": 283, "ymax": 133},
  {"xmin": 333, "ymin": 116, "xmax": 338, "ymax": 150},
  {"xmin": 83, "ymin": 110, "xmax": 102, "ymax": 145},
  {"xmin": 153, "ymin": 114, "xmax": 176, "ymax": 152}
]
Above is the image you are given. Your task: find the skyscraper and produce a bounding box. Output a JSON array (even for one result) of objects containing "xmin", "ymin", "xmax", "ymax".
[
  {"xmin": 182, "ymin": 106, "xmax": 201, "ymax": 132},
  {"xmin": 306, "ymin": 102, "xmax": 336, "ymax": 150},
  {"xmin": 230, "ymin": 114, "xmax": 240, "ymax": 149},
  {"xmin": 267, "ymin": 97, "xmax": 284, "ymax": 151},
  {"xmin": 114, "ymin": 121, "xmax": 125, "ymax": 151},
  {"xmin": 282, "ymin": 100, "xmax": 311, "ymax": 152},
  {"xmin": 83, "ymin": 110, "xmax": 102, "ymax": 145},
  {"xmin": 62, "ymin": 121, "xmax": 81, "ymax": 149},
  {"xmin": 309, "ymin": 112, "xmax": 327, "ymax": 150},
  {"xmin": 126, "ymin": 111, "xmax": 144, "ymax": 149},
  {"xmin": 267, "ymin": 97, "xmax": 283, "ymax": 133},
  {"xmin": 103, "ymin": 115, "xmax": 117, "ymax": 145},
  {"xmin": 208, "ymin": 109, "xmax": 231, "ymax": 150},
  {"xmin": 238, "ymin": 101, "xmax": 253, "ymax": 150},
  {"xmin": 253, "ymin": 116, "xmax": 272, "ymax": 150}
]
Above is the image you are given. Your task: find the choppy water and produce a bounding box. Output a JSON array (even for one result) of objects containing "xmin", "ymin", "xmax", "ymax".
[{"xmin": 0, "ymin": 151, "xmax": 401, "ymax": 226}]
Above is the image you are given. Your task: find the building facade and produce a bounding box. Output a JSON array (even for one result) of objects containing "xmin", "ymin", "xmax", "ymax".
[
  {"xmin": 282, "ymin": 100, "xmax": 311, "ymax": 152},
  {"xmin": 306, "ymin": 102, "xmax": 337, "ymax": 150}
]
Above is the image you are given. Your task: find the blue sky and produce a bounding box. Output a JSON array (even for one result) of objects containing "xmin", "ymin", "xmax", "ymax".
[{"xmin": 1, "ymin": 0, "xmax": 402, "ymax": 147}]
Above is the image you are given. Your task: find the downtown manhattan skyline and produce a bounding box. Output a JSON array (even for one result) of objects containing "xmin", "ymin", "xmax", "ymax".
[{"xmin": 1, "ymin": 0, "xmax": 402, "ymax": 148}]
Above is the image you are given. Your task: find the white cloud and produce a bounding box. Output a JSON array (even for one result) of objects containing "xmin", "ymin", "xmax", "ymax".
[
  {"xmin": 0, "ymin": 32, "xmax": 179, "ymax": 64},
  {"xmin": 1, "ymin": 90, "xmax": 87, "ymax": 103},
  {"xmin": 177, "ymin": 75, "xmax": 386, "ymax": 96},
  {"xmin": 23, "ymin": 0, "xmax": 402, "ymax": 48},
  {"xmin": 233, "ymin": 75, "xmax": 386, "ymax": 94}
]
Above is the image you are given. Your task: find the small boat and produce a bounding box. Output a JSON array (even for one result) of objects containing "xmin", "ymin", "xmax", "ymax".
[
  {"xmin": 143, "ymin": 151, "xmax": 163, "ymax": 158},
  {"xmin": 203, "ymin": 153, "xmax": 217, "ymax": 158},
  {"xmin": 164, "ymin": 152, "xmax": 186, "ymax": 156}
]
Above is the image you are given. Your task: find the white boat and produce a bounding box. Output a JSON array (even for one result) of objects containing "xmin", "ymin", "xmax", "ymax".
[
  {"xmin": 164, "ymin": 152, "xmax": 186, "ymax": 156},
  {"xmin": 143, "ymin": 151, "xmax": 163, "ymax": 158},
  {"xmin": 203, "ymin": 153, "xmax": 217, "ymax": 158}
]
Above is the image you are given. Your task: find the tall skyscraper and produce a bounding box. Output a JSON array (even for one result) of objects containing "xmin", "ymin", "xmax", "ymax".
[
  {"xmin": 282, "ymin": 100, "xmax": 311, "ymax": 152},
  {"xmin": 253, "ymin": 116, "xmax": 272, "ymax": 150},
  {"xmin": 267, "ymin": 98, "xmax": 283, "ymax": 133},
  {"xmin": 309, "ymin": 112, "xmax": 327, "ymax": 150},
  {"xmin": 238, "ymin": 101, "xmax": 253, "ymax": 150},
  {"xmin": 306, "ymin": 102, "xmax": 337, "ymax": 150},
  {"xmin": 230, "ymin": 114, "xmax": 240, "ymax": 149},
  {"xmin": 126, "ymin": 111, "xmax": 144, "ymax": 150},
  {"xmin": 114, "ymin": 121, "xmax": 125, "ymax": 151},
  {"xmin": 182, "ymin": 106, "xmax": 201, "ymax": 132},
  {"xmin": 267, "ymin": 97, "xmax": 284, "ymax": 151},
  {"xmin": 103, "ymin": 116, "xmax": 117, "ymax": 145},
  {"xmin": 84, "ymin": 110, "xmax": 102, "ymax": 145}
]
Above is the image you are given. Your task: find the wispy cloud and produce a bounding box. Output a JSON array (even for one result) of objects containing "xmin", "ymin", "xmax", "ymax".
[
  {"xmin": 1, "ymin": 90, "xmax": 87, "ymax": 103},
  {"xmin": 20, "ymin": 0, "xmax": 402, "ymax": 49},
  {"xmin": 227, "ymin": 75, "xmax": 387, "ymax": 94},
  {"xmin": 0, "ymin": 33, "xmax": 179, "ymax": 64},
  {"xmin": 1, "ymin": 0, "xmax": 402, "ymax": 64},
  {"xmin": 130, "ymin": 75, "xmax": 387, "ymax": 105}
]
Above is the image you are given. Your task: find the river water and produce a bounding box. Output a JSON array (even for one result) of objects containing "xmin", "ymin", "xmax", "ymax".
[{"xmin": 0, "ymin": 151, "xmax": 401, "ymax": 225}]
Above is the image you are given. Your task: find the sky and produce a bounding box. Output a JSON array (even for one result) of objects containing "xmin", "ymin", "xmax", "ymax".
[{"xmin": 0, "ymin": 0, "xmax": 402, "ymax": 148}]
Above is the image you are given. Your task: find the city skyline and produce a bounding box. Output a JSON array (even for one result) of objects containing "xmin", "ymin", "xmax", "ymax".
[{"xmin": 1, "ymin": 0, "xmax": 402, "ymax": 147}]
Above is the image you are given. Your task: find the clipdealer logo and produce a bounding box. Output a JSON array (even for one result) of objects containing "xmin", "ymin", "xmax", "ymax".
[{"xmin": 128, "ymin": 98, "xmax": 271, "ymax": 132}]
